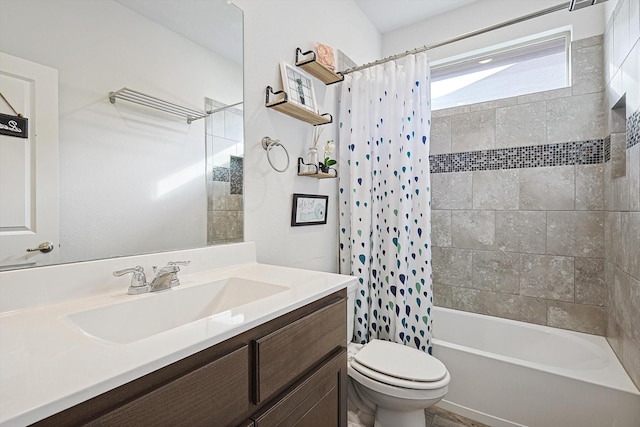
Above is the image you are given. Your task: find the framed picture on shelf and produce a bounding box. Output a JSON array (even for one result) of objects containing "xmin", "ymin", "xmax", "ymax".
[
  {"xmin": 291, "ymin": 193, "xmax": 328, "ymax": 226},
  {"xmin": 280, "ymin": 62, "xmax": 317, "ymax": 113}
]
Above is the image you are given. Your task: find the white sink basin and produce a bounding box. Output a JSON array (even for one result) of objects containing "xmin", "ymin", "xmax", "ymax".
[{"xmin": 65, "ymin": 278, "xmax": 288, "ymax": 344}]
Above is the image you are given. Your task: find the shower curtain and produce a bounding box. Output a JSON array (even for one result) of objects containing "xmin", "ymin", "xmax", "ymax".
[{"xmin": 338, "ymin": 53, "xmax": 434, "ymax": 353}]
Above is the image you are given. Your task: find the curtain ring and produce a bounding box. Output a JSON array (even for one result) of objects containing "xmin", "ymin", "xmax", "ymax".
[{"xmin": 261, "ymin": 136, "xmax": 289, "ymax": 173}]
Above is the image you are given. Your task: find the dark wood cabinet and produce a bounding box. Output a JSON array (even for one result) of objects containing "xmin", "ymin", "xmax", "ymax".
[
  {"xmin": 33, "ymin": 290, "xmax": 347, "ymax": 427},
  {"xmin": 252, "ymin": 349, "xmax": 346, "ymax": 427}
]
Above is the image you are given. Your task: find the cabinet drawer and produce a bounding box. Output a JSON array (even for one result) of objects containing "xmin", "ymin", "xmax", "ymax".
[
  {"xmin": 88, "ymin": 345, "xmax": 249, "ymax": 427},
  {"xmin": 252, "ymin": 348, "xmax": 345, "ymax": 427},
  {"xmin": 253, "ymin": 297, "xmax": 346, "ymax": 403}
]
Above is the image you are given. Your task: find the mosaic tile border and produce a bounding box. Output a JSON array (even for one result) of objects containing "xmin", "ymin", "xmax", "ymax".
[
  {"xmin": 429, "ymin": 139, "xmax": 606, "ymax": 174},
  {"xmin": 211, "ymin": 166, "xmax": 229, "ymax": 182},
  {"xmin": 627, "ymin": 109, "xmax": 640, "ymax": 149},
  {"xmin": 230, "ymin": 156, "xmax": 243, "ymax": 195}
]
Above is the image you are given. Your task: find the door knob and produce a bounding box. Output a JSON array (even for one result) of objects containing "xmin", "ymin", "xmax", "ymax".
[{"xmin": 26, "ymin": 242, "xmax": 54, "ymax": 253}]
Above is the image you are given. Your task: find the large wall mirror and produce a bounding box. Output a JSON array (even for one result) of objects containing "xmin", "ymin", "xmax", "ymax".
[{"xmin": 0, "ymin": 0, "xmax": 243, "ymax": 271}]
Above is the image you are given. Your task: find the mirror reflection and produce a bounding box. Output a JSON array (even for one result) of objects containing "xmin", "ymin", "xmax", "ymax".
[{"xmin": 0, "ymin": 0, "xmax": 244, "ymax": 270}]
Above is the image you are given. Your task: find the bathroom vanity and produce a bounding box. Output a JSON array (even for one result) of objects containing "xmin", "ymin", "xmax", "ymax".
[{"xmin": 0, "ymin": 243, "xmax": 355, "ymax": 426}]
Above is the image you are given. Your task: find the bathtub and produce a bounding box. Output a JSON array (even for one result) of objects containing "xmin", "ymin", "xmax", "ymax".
[{"xmin": 431, "ymin": 307, "xmax": 640, "ymax": 427}]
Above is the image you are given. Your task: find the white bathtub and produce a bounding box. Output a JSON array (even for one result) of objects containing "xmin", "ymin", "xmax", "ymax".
[{"xmin": 431, "ymin": 307, "xmax": 640, "ymax": 427}]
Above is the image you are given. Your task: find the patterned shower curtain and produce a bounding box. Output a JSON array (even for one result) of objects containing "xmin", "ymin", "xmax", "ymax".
[{"xmin": 338, "ymin": 53, "xmax": 434, "ymax": 353}]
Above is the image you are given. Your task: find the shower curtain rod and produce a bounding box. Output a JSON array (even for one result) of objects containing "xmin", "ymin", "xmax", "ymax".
[{"xmin": 340, "ymin": 0, "xmax": 607, "ymax": 75}]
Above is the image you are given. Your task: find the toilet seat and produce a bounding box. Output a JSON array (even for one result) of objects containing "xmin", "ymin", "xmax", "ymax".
[{"xmin": 350, "ymin": 339, "xmax": 449, "ymax": 390}]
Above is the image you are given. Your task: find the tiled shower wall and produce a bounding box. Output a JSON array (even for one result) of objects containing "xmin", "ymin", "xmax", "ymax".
[
  {"xmin": 603, "ymin": 0, "xmax": 640, "ymax": 387},
  {"xmin": 206, "ymin": 99, "xmax": 244, "ymax": 245},
  {"xmin": 430, "ymin": 35, "xmax": 609, "ymax": 335}
]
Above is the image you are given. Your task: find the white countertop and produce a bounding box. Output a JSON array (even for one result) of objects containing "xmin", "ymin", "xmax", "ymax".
[{"xmin": 0, "ymin": 244, "xmax": 356, "ymax": 426}]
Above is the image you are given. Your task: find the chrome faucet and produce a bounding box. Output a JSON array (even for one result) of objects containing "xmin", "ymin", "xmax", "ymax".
[{"xmin": 113, "ymin": 261, "xmax": 190, "ymax": 295}]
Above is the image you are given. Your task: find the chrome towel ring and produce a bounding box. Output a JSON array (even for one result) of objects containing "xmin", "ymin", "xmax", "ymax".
[{"xmin": 262, "ymin": 136, "xmax": 290, "ymax": 173}]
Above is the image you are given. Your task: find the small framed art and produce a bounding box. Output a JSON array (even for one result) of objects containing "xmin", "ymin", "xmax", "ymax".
[
  {"xmin": 280, "ymin": 62, "xmax": 317, "ymax": 113},
  {"xmin": 291, "ymin": 193, "xmax": 328, "ymax": 226}
]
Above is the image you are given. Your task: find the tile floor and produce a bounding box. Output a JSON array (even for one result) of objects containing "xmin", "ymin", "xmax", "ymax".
[{"xmin": 425, "ymin": 407, "xmax": 490, "ymax": 427}]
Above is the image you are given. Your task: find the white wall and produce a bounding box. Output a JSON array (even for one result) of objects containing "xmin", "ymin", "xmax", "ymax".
[
  {"xmin": 234, "ymin": 0, "xmax": 381, "ymax": 271},
  {"xmin": 0, "ymin": 0, "xmax": 242, "ymax": 263},
  {"xmin": 382, "ymin": 0, "xmax": 607, "ymax": 63}
]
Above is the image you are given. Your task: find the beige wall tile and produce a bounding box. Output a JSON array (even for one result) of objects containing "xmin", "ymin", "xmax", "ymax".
[
  {"xmin": 473, "ymin": 169, "xmax": 519, "ymax": 210},
  {"xmin": 610, "ymin": 212, "xmax": 627, "ymax": 269},
  {"xmin": 606, "ymin": 311, "xmax": 624, "ymax": 362},
  {"xmin": 612, "ymin": 168, "xmax": 631, "ymax": 211},
  {"xmin": 495, "ymin": 101, "xmax": 547, "ymax": 148},
  {"xmin": 611, "ymin": 132, "xmax": 627, "ymax": 179},
  {"xmin": 493, "ymin": 293, "xmax": 547, "ymax": 325},
  {"xmin": 495, "ymin": 211, "xmax": 547, "ymax": 254},
  {"xmin": 432, "ymin": 247, "xmax": 473, "ymax": 287},
  {"xmin": 431, "ymin": 210, "xmax": 452, "ymax": 247},
  {"xmin": 628, "ymin": 275, "xmax": 640, "ymax": 342},
  {"xmin": 606, "ymin": 262, "xmax": 624, "ymax": 357},
  {"xmin": 628, "ymin": 144, "xmax": 640, "ymax": 211},
  {"xmin": 571, "ymin": 35, "xmax": 604, "ymax": 50},
  {"xmin": 547, "ymin": 92, "xmax": 606, "ymax": 143},
  {"xmin": 432, "ymin": 172, "xmax": 473, "ymax": 209},
  {"xmin": 517, "ymin": 87, "xmax": 571, "ymax": 104},
  {"xmin": 576, "ymin": 164, "xmax": 604, "ymax": 211},
  {"xmin": 521, "ymin": 254, "xmax": 575, "ymax": 302},
  {"xmin": 468, "ymin": 98, "xmax": 517, "ymax": 112},
  {"xmin": 604, "ymin": 161, "xmax": 615, "ymax": 211},
  {"xmin": 451, "ymin": 210, "xmax": 496, "ymax": 250},
  {"xmin": 451, "ymin": 110, "xmax": 495, "ymax": 152},
  {"xmin": 547, "ymin": 301, "xmax": 605, "ymax": 335},
  {"xmin": 572, "ymin": 43, "xmax": 605, "ymax": 96},
  {"xmin": 520, "ymin": 166, "xmax": 575, "ymax": 210},
  {"xmin": 450, "ymin": 287, "xmax": 492, "ymax": 316},
  {"xmin": 430, "ymin": 116, "xmax": 451, "ymax": 155},
  {"xmin": 472, "ymin": 250, "xmax": 520, "ymax": 293},
  {"xmin": 575, "ymin": 257, "xmax": 605, "ymax": 306},
  {"xmin": 625, "ymin": 212, "xmax": 640, "ymax": 280},
  {"xmin": 611, "ymin": 264, "xmax": 631, "ymax": 329},
  {"xmin": 604, "ymin": 211, "xmax": 616, "ymax": 263},
  {"xmin": 433, "ymin": 283, "xmax": 454, "ymax": 308},
  {"xmin": 622, "ymin": 333, "xmax": 640, "ymax": 388},
  {"xmin": 547, "ymin": 211, "xmax": 604, "ymax": 258}
]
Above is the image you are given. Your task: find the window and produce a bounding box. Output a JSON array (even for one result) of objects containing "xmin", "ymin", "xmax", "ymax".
[{"xmin": 431, "ymin": 32, "xmax": 570, "ymax": 110}]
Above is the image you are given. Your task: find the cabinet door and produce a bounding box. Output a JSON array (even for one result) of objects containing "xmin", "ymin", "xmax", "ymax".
[
  {"xmin": 87, "ymin": 345, "xmax": 249, "ymax": 427},
  {"xmin": 253, "ymin": 298, "xmax": 345, "ymax": 403},
  {"xmin": 252, "ymin": 348, "xmax": 347, "ymax": 427}
]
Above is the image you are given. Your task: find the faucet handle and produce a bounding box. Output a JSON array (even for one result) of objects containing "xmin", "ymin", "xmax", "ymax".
[
  {"xmin": 165, "ymin": 260, "xmax": 191, "ymax": 287},
  {"xmin": 167, "ymin": 261, "xmax": 191, "ymax": 267},
  {"xmin": 113, "ymin": 265, "xmax": 150, "ymax": 295}
]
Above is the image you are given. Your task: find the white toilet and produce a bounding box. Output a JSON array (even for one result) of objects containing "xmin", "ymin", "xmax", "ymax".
[{"xmin": 346, "ymin": 284, "xmax": 450, "ymax": 427}]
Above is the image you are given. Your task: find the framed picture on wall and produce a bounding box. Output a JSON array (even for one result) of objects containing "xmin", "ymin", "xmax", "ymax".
[
  {"xmin": 280, "ymin": 62, "xmax": 317, "ymax": 113},
  {"xmin": 291, "ymin": 193, "xmax": 328, "ymax": 226}
]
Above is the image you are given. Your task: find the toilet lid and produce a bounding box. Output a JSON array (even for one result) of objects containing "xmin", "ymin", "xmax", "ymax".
[{"xmin": 352, "ymin": 339, "xmax": 447, "ymax": 382}]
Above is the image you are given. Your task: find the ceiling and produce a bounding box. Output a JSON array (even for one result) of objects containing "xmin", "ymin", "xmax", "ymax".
[
  {"xmin": 115, "ymin": 0, "xmax": 243, "ymax": 64},
  {"xmin": 354, "ymin": 0, "xmax": 478, "ymax": 33},
  {"xmin": 114, "ymin": 0, "xmax": 480, "ymax": 64}
]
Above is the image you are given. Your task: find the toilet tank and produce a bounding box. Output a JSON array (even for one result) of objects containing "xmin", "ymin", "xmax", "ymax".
[{"xmin": 347, "ymin": 281, "xmax": 357, "ymax": 342}]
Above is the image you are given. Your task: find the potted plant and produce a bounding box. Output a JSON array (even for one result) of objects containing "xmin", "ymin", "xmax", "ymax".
[{"xmin": 319, "ymin": 139, "xmax": 336, "ymax": 173}]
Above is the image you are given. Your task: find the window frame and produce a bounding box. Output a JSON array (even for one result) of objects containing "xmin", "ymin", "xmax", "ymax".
[{"xmin": 430, "ymin": 29, "xmax": 572, "ymax": 110}]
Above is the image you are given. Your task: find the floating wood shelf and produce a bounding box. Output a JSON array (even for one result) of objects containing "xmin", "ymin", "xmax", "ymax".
[
  {"xmin": 297, "ymin": 157, "xmax": 337, "ymax": 179},
  {"xmin": 295, "ymin": 48, "xmax": 344, "ymax": 85},
  {"xmin": 265, "ymin": 86, "xmax": 332, "ymax": 126},
  {"xmin": 298, "ymin": 171, "xmax": 337, "ymax": 179}
]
